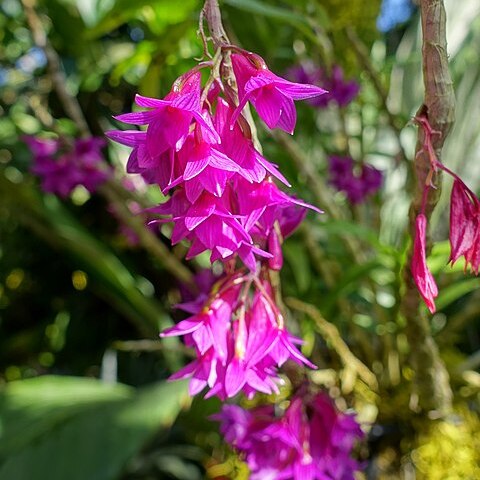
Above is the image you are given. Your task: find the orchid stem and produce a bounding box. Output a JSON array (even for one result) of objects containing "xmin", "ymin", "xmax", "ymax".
[
  {"xmin": 346, "ymin": 26, "xmax": 408, "ymax": 164},
  {"xmin": 400, "ymin": 0, "xmax": 455, "ymax": 416},
  {"xmin": 100, "ymin": 181, "xmax": 196, "ymax": 291},
  {"xmin": 285, "ymin": 297, "xmax": 378, "ymax": 391}
]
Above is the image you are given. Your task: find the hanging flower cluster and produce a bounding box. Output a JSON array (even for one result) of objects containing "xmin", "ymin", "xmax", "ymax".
[
  {"xmin": 412, "ymin": 115, "xmax": 480, "ymax": 313},
  {"xmin": 215, "ymin": 391, "xmax": 364, "ymax": 480},
  {"xmin": 108, "ymin": 48, "xmax": 326, "ymax": 398},
  {"xmin": 107, "ymin": 61, "xmax": 323, "ymax": 270},
  {"xmin": 161, "ymin": 272, "xmax": 315, "ymax": 399},
  {"xmin": 25, "ymin": 136, "xmax": 110, "ymax": 198},
  {"xmin": 328, "ymin": 155, "xmax": 383, "ymax": 204}
]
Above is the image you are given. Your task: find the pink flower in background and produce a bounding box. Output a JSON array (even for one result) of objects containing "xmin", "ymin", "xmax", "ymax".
[
  {"xmin": 215, "ymin": 392, "xmax": 364, "ymax": 479},
  {"xmin": 231, "ymin": 53, "xmax": 326, "ymax": 133},
  {"xmin": 25, "ymin": 136, "xmax": 110, "ymax": 198},
  {"xmin": 328, "ymin": 155, "xmax": 383, "ymax": 204},
  {"xmin": 412, "ymin": 214, "xmax": 438, "ymax": 314},
  {"xmin": 287, "ymin": 63, "xmax": 360, "ymax": 108},
  {"xmin": 23, "ymin": 135, "xmax": 59, "ymax": 158}
]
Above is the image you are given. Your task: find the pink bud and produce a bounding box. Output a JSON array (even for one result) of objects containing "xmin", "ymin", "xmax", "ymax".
[{"xmin": 267, "ymin": 229, "xmax": 283, "ymax": 270}]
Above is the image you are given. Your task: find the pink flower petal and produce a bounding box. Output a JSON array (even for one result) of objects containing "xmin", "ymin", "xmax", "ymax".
[
  {"xmin": 160, "ymin": 317, "xmax": 203, "ymax": 337},
  {"xmin": 449, "ymin": 180, "xmax": 477, "ymax": 265},
  {"xmin": 412, "ymin": 214, "xmax": 438, "ymax": 313},
  {"xmin": 225, "ymin": 359, "xmax": 247, "ymax": 397},
  {"xmin": 105, "ymin": 130, "xmax": 146, "ymax": 147},
  {"xmin": 135, "ymin": 94, "xmax": 170, "ymax": 108},
  {"xmin": 253, "ymin": 86, "xmax": 284, "ymax": 129}
]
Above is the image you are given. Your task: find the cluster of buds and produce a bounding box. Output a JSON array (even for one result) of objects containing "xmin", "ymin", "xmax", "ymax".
[
  {"xmin": 412, "ymin": 115, "xmax": 480, "ymax": 313},
  {"xmin": 25, "ymin": 136, "xmax": 110, "ymax": 198},
  {"xmin": 215, "ymin": 391, "xmax": 364, "ymax": 480},
  {"xmin": 107, "ymin": 46, "xmax": 327, "ymax": 397}
]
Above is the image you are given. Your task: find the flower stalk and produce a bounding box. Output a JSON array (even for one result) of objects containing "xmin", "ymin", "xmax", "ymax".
[{"xmin": 401, "ymin": 0, "xmax": 454, "ymax": 415}]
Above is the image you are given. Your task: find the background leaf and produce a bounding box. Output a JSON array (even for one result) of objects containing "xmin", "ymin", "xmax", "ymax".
[{"xmin": 0, "ymin": 376, "xmax": 189, "ymax": 480}]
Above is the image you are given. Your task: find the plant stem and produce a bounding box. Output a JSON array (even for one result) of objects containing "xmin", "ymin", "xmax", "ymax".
[
  {"xmin": 203, "ymin": 0, "xmax": 229, "ymax": 49},
  {"xmin": 22, "ymin": 0, "xmax": 196, "ymax": 292},
  {"xmin": 346, "ymin": 27, "xmax": 408, "ymax": 164},
  {"xmin": 101, "ymin": 181, "xmax": 196, "ymax": 291},
  {"xmin": 286, "ymin": 297, "xmax": 378, "ymax": 391},
  {"xmin": 400, "ymin": 0, "xmax": 455, "ymax": 415}
]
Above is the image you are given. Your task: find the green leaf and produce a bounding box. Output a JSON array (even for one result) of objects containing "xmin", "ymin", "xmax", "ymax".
[
  {"xmin": 283, "ymin": 240, "xmax": 311, "ymax": 293},
  {"xmin": 0, "ymin": 175, "xmax": 181, "ymax": 369},
  {"xmin": 40, "ymin": 195, "xmax": 172, "ymax": 334},
  {"xmin": 320, "ymin": 220, "xmax": 397, "ymax": 256},
  {"xmin": 42, "ymin": 0, "xmax": 88, "ymax": 56},
  {"xmin": 224, "ymin": 0, "xmax": 306, "ymax": 24},
  {"xmin": 321, "ymin": 260, "xmax": 381, "ymax": 315},
  {"xmin": 0, "ymin": 376, "xmax": 132, "ymax": 458},
  {"xmin": 0, "ymin": 376, "xmax": 189, "ymax": 480},
  {"xmin": 87, "ymin": 0, "xmax": 198, "ymax": 38},
  {"xmin": 223, "ymin": 0, "xmax": 319, "ymax": 43},
  {"xmin": 436, "ymin": 278, "xmax": 480, "ymax": 311},
  {"xmin": 429, "ymin": 240, "xmax": 465, "ymax": 275}
]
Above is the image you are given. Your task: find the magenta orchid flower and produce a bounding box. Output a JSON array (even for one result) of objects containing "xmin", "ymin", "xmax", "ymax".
[
  {"xmin": 26, "ymin": 136, "xmax": 110, "ymax": 198},
  {"xmin": 231, "ymin": 53, "xmax": 326, "ymax": 134},
  {"xmin": 215, "ymin": 392, "xmax": 364, "ymax": 480},
  {"xmin": 107, "ymin": 40, "xmax": 325, "ymax": 403},
  {"xmin": 328, "ymin": 155, "xmax": 383, "ymax": 204},
  {"xmin": 160, "ymin": 273, "xmax": 315, "ymax": 400},
  {"xmin": 177, "ymin": 134, "xmax": 241, "ymax": 203},
  {"xmin": 412, "ymin": 214, "xmax": 438, "ymax": 314},
  {"xmin": 111, "ymin": 70, "xmax": 219, "ymax": 158},
  {"xmin": 214, "ymin": 98, "xmax": 290, "ymax": 185}
]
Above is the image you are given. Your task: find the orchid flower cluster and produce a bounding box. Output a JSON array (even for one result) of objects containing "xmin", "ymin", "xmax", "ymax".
[
  {"xmin": 107, "ymin": 37, "xmax": 366, "ymax": 476},
  {"xmin": 328, "ymin": 155, "xmax": 383, "ymax": 204},
  {"xmin": 161, "ymin": 270, "xmax": 316, "ymax": 399},
  {"xmin": 107, "ymin": 48, "xmax": 327, "ymax": 398},
  {"xmin": 25, "ymin": 136, "xmax": 110, "ymax": 198},
  {"xmin": 412, "ymin": 116, "xmax": 480, "ymax": 313},
  {"xmin": 215, "ymin": 391, "xmax": 364, "ymax": 480}
]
